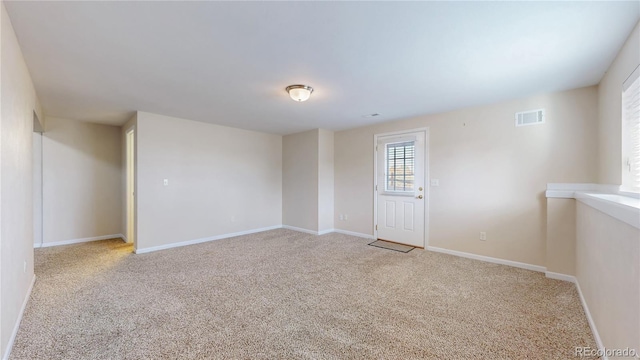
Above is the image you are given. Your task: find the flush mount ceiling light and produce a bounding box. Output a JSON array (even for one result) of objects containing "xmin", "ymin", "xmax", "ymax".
[{"xmin": 286, "ymin": 85, "xmax": 314, "ymax": 102}]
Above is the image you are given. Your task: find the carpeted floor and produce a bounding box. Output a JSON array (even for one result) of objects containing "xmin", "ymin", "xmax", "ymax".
[{"xmin": 11, "ymin": 229, "xmax": 596, "ymax": 359}]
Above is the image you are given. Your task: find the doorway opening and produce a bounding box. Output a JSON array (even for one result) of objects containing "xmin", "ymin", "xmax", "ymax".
[
  {"xmin": 373, "ymin": 128, "xmax": 429, "ymax": 248},
  {"xmin": 33, "ymin": 111, "xmax": 43, "ymax": 248},
  {"xmin": 126, "ymin": 128, "xmax": 136, "ymax": 248}
]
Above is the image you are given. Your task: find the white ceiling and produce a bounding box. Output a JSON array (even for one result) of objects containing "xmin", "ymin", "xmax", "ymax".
[{"xmin": 5, "ymin": 1, "xmax": 639, "ymax": 135}]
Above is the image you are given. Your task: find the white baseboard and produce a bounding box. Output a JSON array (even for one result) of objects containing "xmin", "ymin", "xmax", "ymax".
[
  {"xmin": 574, "ymin": 279, "xmax": 607, "ymax": 360},
  {"xmin": 333, "ymin": 229, "xmax": 375, "ymax": 240},
  {"xmin": 134, "ymin": 225, "xmax": 283, "ymax": 254},
  {"xmin": 426, "ymin": 246, "xmax": 546, "ymax": 273},
  {"xmin": 282, "ymin": 225, "xmax": 319, "ymax": 235},
  {"xmin": 544, "ymin": 271, "xmax": 576, "ymax": 283},
  {"xmin": 34, "ymin": 234, "xmax": 125, "ymax": 248},
  {"xmin": 281, "ymin": 226, "xmax": 374, "ymax": 239},
  {"xmin": 282, "ymin": 227, "xmax": 375, "ymax": 240},
  {"xmin": 2, "ymin": 275, "xmax": 36, "ymax": 360}
]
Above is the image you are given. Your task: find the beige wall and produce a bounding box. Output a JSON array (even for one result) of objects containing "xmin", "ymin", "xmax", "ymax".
[
  {"xmin": 135, "ymin": 112, "xmax": 282, "ymax": 251},
  {"xmin": 318, "ymin": 129, "xmax": 334, "ymax": 232},
  {"xmin": 335, "ymin": 86, "xmax": 598, "ymax": 266},
  {"xmin": 580, "ymin": 22, "xmax": 640, "ymax": 352},
  {"xmin": 545, "ymin": 198, "xmax": 576, "ymax": 275},
  {"xmin": 282, "ymin": 129, "xmax": 319, "ymax": 232},
  {"xmin": 598, "ymin": 21, "xmax": 640, "ymax": 184},
  {"xmin": 282, "ymin": 128, "xmax": 335, "ymax": 233},
  {"xmin": 0, "ymin": 3, "xmax": 42, "ymax": 356},
  {"xmin": 576, "ymin": 202, "xmax": 639, "ymax": 353},
  {"xmin": 41, "ymin": 117, "xmax": 122, "ymax": 244}
]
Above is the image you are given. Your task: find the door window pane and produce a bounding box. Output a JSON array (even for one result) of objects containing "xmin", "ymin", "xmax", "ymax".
[{"xmin": 385, "ymin": 141, "xmax": 415, "ymax": 192}]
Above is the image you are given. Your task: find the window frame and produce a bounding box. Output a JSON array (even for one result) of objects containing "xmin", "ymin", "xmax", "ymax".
[{"xmin": 621, "ymin": 65, "xmax": 640, "ymax": 194}]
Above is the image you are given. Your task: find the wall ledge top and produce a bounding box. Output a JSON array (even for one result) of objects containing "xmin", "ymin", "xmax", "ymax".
[{"xmin": 546, "ymin": 183, "xmax": 640, "ymax": 230}]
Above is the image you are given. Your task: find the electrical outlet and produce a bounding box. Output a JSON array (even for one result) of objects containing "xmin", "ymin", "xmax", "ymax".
[
  {"xmin": 163, "ymin": 179, "xmax": 169, "ymax": 186},
  {"xmin": 339, "ymin": 214, "xmax": 344, "ymax": 221},
  {"xmin": 480, "ymin": 232, "xmax": 487, "ymax": 241},
  {"xmin": 344, "ymin": 214, "xmax": 348, "ymax": 221}
]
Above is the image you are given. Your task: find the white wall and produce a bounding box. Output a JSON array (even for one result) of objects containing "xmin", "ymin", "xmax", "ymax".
[
  {"xmin": 135, "ymin": 112, "xmax": 282, "ymax": 251},
  {"xmin": 335, "ymin": 86, "xmax": 598, "ymax": 266},
  {"xmin": 0, "ymin": 3, "xmax": 42, "ymax": 357},
  {"xmin": 41, "ymin": 117, "xmax": 122, "ymax": 245},
  {"xmin": 598, "ymin": 21, "xmax": 640, "ymax": 184},
  {"xmin": 576, "ymin": 202, "xmax": 639, "ymax": 353},
  {"xmin": 318, "ymin": 129, "xmax": 334, "ymax": 232},
  {"xmin": 282, "ymin": 129, "xmax": 319, "ymax": 232}
]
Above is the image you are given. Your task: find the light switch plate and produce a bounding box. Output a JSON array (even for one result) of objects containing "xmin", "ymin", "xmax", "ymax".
[{"xmin": 430, "ymin": 179, "xmax": 439, "ymax": 186}]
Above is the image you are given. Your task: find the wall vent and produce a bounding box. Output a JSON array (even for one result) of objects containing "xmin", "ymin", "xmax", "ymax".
[{"xmin": 515, "ymin": 109, "xmax": 545, "ymax": 127}]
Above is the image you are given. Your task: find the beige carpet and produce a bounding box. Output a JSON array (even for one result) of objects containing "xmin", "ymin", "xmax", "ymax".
[{"xmin": 11, "ymin": 229, "xmax": 596, "ymax": 359}]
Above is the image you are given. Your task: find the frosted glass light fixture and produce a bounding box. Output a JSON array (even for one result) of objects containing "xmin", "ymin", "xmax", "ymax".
[{"xmin": 286, "ymin": 85, "xmax": 314, "ymax": 102}]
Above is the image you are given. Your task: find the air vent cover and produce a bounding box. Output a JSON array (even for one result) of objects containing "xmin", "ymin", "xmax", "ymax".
[{"xmin": 515, "ymin": 109, "xmax": 545, "ymax": 127}]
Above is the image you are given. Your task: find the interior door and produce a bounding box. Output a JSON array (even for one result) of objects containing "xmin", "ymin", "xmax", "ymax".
[{"xmin": 376, "ymin": 132, "xmax": 425, "ymax": 247}]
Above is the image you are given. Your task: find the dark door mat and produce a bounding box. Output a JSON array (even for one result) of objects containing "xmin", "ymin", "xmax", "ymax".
[{"xmin": 368, "ymin": 239, "xmax": 415, "ymax": 253}]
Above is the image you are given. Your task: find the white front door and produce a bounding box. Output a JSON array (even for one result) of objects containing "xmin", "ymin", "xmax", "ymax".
[{"xmin": 376, "ymin": 131, "xmax": 426, "ymax": 247}]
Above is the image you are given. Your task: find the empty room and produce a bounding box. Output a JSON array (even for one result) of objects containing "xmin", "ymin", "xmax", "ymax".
[{"xmin": 1, "ymin": 1, "xmax": 639, "ymax": 359}]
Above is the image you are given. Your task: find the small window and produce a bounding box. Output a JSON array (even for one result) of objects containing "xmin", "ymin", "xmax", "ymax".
[
  {"xmin": 385, "ymin": 141, "xmax": 415, "ymax": 192},
  {"xmin": 622, "ymin": 65, "xmax": 640, "ymax": 193}
]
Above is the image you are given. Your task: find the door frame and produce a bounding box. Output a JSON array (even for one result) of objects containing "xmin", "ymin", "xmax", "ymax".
[
  {"xmin": 125, "ymin": 127, "xmax": 136, "ymax": 248},
  {"xmin": 373, "ymin": 127, "xmax": 429, "ymax": 248},
  {"xmin": 33, "ymin": 112, "xmax": 44, "ymax": 248}
]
